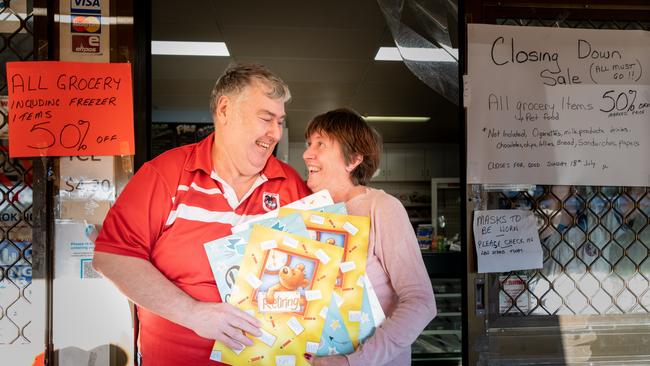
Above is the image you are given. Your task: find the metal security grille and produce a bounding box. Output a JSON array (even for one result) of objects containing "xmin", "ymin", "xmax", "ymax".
[
  {"xmin": 0, "ymin": 0, "xmax": 36, "ymax": 345},
  {"xmin": 496, "ymin": 18, "xmax": 650, "ymax": 31},
  {"xmin": 490, "ymin": 185, "xmax": 650, "ymax": 316},
  {"xmin": 483, "ymin": 18, "xmax": 650, "ymax": 319}
]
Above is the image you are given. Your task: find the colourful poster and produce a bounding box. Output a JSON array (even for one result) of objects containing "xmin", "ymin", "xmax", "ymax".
[
  {"xmin": 279, "ymin": 208, "xmax": 370, "ymax": 348},
  {"xmin": 204, "ymin": 213, "xmax": 310, "ymax": 303},
  {"xmin": 211, "ymin": 226, "xmax": 344, "ymax": 366}
]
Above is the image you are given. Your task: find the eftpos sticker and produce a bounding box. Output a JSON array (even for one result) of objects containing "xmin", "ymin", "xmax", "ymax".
[
  {"xmin": 72, "ymin": 34, "xmax": 100, "ymax": 53},
  {"xmin": 262, "ymin": 192, "xmax": 280, "ymax": 212}
]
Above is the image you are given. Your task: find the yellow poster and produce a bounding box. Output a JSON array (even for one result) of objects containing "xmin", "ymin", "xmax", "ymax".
[
  {"xmin": 211, "ymin": 225, "xmax": 344, "ymax": 366},
  {"xmin": 278, "ymin": 208, "xmax": 370, "ymax": 347}
]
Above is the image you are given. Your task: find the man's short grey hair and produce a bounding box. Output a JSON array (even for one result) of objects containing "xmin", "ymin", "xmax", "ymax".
[{"xmin": 209, "ymin": 63, "xmax": 291, "ymax": 114}]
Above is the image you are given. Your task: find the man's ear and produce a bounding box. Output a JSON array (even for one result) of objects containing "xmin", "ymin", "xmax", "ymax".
[
  {"xmin": 345, "ymin": 154, "xmax": 363, "ymax": 172},
  {"xmin": 214, "ymin": 95, "xmax": 230, "ymax": 126}
]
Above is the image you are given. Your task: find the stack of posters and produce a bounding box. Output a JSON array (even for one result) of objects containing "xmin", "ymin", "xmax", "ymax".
[
  {"xmin": 204, "ymin": 193, "xmax": 385, "ymax": 366},
  {"xmin": 211, "ymin": 226, "xmax": 343, "ymax": 365}
]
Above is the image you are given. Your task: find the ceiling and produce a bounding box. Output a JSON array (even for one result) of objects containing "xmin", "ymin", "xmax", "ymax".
[{"xmin": 151, "ymin": 0, "xmax": 459, "ymax": 143}]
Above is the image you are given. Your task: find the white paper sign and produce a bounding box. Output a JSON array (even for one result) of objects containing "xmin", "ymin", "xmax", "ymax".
[
  {"xmin": 499, "ymin": 275, "xmax": 530, "ymax": 314},
  {"xmin": 54, "ymin": 220, "xmax": 100, "ymax": 279},
  {"xmin": 467, "ymin": 24, "xmax": 650, "ymax": 187},
  {"xmin": 473, "ymin": 209, "xmax": 542, "ymax": 273}
]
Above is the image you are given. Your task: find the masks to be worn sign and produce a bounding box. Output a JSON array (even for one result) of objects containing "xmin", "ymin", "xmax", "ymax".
[
  {"xmin": 473, "ymin": 209, "xmax": 543, "ymax": 273},
  {"xmin": 6, "ymin": 61, "xmax": 134, "ymax": 157},
  {"xmin": 467, "ymin": 24, "xmax": 650, "ymax": 187}
]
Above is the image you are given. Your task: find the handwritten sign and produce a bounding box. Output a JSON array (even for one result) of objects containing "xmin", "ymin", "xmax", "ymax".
[
  {"xmin": 59, "ymin": 156, "xmax": 115, "ymax": 201},
  {"xmin": 473, "ymin": 209, "xmax": 542, "ymax": 273},
  {"xmin": 6, "ymin": 61, "xmax": 134, "ymax": 157},
  {"xmin": 467, "ymin": 24, "xmax": 650, "ymax": 186}
]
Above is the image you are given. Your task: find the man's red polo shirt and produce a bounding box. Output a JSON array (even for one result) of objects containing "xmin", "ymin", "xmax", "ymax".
[{"xmin": 94, "ymin": 134, "xmax": 310, "ymax": 365}]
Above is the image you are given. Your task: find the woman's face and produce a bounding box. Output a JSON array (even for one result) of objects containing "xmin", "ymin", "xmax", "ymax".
[{"xmin": 303, "ymin": 131, "xmax": 353, "ymax": 193}]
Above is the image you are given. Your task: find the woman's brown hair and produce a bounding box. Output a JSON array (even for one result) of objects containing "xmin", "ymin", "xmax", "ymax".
[{"xmin": 305, "ymin": 108, "xmax": 382, "ymax": 185}]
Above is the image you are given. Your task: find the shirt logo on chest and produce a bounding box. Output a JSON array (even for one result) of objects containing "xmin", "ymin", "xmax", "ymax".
[{"xmin": 262, "ymin": 192, "xmax": 280, "ymax": 212}]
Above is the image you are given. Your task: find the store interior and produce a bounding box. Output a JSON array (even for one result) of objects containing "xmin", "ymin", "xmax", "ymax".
[{"xmin": 151, "ymin": 0, "xmax": 462, "ymax": 363}]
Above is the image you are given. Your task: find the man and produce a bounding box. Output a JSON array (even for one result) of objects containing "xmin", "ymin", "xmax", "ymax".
[{"xmin": 93, "ymin": 64, "xmax": 311, "ymax": 365}]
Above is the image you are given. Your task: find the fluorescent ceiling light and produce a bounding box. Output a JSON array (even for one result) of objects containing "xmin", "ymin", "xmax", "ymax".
[
  {"xmin": 151, "ymin": 41, "xmax": 230, "ymax": 56},
  {"xmin": 363, "ymin": 116, "xmax": 430, "ymax": 123},
  {"xmin": 374, "ymin": 46, "xmax": 457, "ymax": 62}
]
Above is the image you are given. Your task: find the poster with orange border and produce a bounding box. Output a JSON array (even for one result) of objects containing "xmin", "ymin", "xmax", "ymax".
[
  {"xmin": 211, "ymin": 225, "xmax": 344, "ymax": 366},
  {"xmin": 278, "ymin": 208, "xmax": 369, "ymax": 348}
]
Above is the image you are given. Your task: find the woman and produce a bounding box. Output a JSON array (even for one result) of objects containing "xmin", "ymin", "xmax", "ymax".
[{"xmin": 302, "ymin": 108, "xmax": 437, "ymax": 366}]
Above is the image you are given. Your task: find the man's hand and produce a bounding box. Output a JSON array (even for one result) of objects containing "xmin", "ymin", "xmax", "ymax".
[
  {"xmin": 92, "ymin": 253, "xmax": 262, "ymax": 350},
  {"xmin": 304, "ymin": 354, "xmax": 350, "ymax": 366},
  {"xmin": 186, "ymin": 301, "xmax": 262, "ymax": 350}
]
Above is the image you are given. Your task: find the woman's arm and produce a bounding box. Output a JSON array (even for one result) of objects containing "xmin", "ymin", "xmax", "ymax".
[{"xmin": 346, "ymin": 193, "xmax": 437, "ymax": 365}]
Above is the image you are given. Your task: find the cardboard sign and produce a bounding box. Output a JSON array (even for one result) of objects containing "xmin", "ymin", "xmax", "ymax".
[
  {"xmin": 59, "ymin": 199, "xmax": 112, "ymax": 226},
  {"xmin": 59, "ymin": 155, "xmax": 115, "ymax": 201},
  {"xmin": 6, "ymin": 61, "xmax": 134, "ymax": 157},
  {"xmin": 473, "ymin": 209, "xmax": 543, "ymax": 273}
]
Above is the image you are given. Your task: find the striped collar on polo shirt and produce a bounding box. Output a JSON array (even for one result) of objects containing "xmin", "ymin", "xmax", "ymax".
[{"xmin": 184, "ymin": 132, "xmax": 289, "ymax": 180}]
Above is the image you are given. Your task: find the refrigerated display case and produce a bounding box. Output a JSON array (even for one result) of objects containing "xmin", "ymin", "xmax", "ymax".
[
  {"xmin": 412, "ymin": 178, "xmax": 463, "ymax": 365},
  {"xmin": 431, "ymin": 178, "xmax": 461, "ymax": 251},
  {"xmin": 412, "ymin": 275, "xmax": 462, "ymax": 364}
]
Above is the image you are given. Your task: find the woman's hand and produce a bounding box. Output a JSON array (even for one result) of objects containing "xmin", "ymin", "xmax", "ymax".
[{"xmin": 304, "ymin": 354, "xmax": 350, "ymax": 366}]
